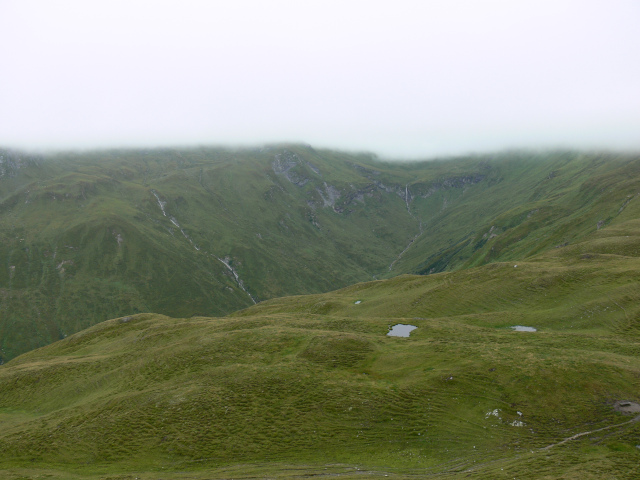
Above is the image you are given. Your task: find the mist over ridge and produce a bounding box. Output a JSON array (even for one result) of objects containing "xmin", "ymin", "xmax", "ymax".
[
  {"xmin": 1, "ymin": 144, "xmax": 640, "ymax": 478},
  {"xmin": 1, "ymin": 143, "xmax": 639, "ymax": 363},
  {"xmin": 1, "ymin": 2, "xmax": 640, "ymax": 474},
  {"xmin": 2, "ymin": 1, "xmax": 639, "ymax": 158}
]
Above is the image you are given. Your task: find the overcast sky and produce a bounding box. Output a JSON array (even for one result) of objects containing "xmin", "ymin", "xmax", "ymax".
[{"xmin": 1, "ymin": 0, "xmax": 639, "ymax": 158}]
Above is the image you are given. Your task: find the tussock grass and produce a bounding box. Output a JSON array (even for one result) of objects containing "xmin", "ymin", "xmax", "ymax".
[
  {"xmin": 2, "ymin": 224, "xmax": 640, "ymax": 477},
  {"xmin": 2, "ymin": 147, "xmax": 640, "ymax": 361},
  {"xmin": 2, "ymin": 147, "xmax": 640, "ymax": 477}
]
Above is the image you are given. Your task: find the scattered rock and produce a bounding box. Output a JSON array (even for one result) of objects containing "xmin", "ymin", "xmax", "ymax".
[
  {"xmin": 113, "ymin": 230, "xmax": 124, "ymax": 246},
  {"xmin": 615, "ymin": 401, "xmax": 640, "ymax": 414},
  {"xmin": 485, "ymin": 409, "xmax": 501, "ymax": 419},
  {"xmin": 56, "ymin": 260, "xmax": 74, "ymax": 270},
  {"xmin": 317, "ymin": 182, "xmax": 342, "ymax": 208},
  {"xmin": 306, "ymin": 162, "xmax": 321, "ymax": 175},
  {"xmin": 272, "ymin": 150, "xmax": 310, "ymax": 186}
]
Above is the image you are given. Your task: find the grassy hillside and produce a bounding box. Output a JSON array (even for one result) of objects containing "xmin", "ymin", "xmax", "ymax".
[
  {"xmin": 1, "ymin": 216, "xmax": 640, "ymax": 479},
  {"xmin": 1, "ymin": 146, "xmax": 640, "ymax": 361}
]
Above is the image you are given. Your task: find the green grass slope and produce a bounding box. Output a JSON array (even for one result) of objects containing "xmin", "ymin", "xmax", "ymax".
[
  {"xmin": 2, "ymin": 147, "xmax": 640, "ymax": 361},
  {"xmin": 1, "ymin": 218, "xmax": 640, "ymax": 479}
]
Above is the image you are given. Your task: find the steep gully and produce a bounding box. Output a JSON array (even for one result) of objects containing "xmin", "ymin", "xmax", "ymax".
[
  {"xmin": 151, "ymin": 190, "xmax": 257, "ymax": 304},
  {"xmin": 271, "ymin": 151, "xmax": 426, "ymax": 275},
  {"xmin": 388, "ymin": 183, "xmax": 423, "ymax": 272}
]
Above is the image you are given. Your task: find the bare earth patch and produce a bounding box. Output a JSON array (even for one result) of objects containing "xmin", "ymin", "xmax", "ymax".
[{"xmin": 614, "ymin": 400, "xmax": 640, "ymax": 414}]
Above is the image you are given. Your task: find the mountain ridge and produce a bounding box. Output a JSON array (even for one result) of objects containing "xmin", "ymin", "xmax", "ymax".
[
  {"xmin": 2, "ymin": 145, "xmax": 640, "ymax": 477},
  {"xmin": 1, "ymin": 146, "xmax": 639, "ymax": 361}
]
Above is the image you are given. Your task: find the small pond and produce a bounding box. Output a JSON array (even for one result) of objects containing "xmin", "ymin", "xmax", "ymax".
[
  {"xmin": 387, "ymin": 324, "xmax": 418, "ymax": 337},
  {"xmin": 511, "ymin": 325, "xmax": 537, "ymax": 332}
]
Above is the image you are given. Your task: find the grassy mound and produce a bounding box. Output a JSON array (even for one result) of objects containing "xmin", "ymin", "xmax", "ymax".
[
  {"xmin": 1, "ymin": 224, "xmax": 640, "ymax": 478},
  {"xmin": 2, "ymin": 146, "xmax": 640, "ymax": 361}
]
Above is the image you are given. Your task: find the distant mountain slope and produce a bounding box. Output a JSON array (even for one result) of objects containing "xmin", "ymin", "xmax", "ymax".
[
  {"xmin": 1, "ymin": 219, "xmax": 639, "ymax": 479},
  {"xmin": 1, "ymin": 146, "xmax": 639, "ymax": 360}
]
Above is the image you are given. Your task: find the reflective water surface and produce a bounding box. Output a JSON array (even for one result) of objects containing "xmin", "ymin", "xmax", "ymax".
[
  {"xmin": 387, "ymin": 324, "xmax": 418, "ymax": 337},
  {"xmin": 511, "ymin": 325, "xmax": 537, "ymax": 332}
]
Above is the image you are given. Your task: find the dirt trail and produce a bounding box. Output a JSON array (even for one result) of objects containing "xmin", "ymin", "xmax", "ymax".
[
  {"xmin": 460, "ymin": 407, "xmax": 640, "ymax": 476},
  {"xmin": 541, "ymin": 413, "xmax": 640, "ymax": 451}
]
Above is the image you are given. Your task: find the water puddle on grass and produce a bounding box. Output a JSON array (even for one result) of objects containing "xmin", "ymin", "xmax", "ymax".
[
  {"xmin": 387, "ymin": 324, "xmax": 417, "ymax": 337},
  {"xmin": 511, "ymin": 325, "xmax": 537, "ymax": 332}
]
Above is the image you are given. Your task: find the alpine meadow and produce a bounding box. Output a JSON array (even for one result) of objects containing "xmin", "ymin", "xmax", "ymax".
[{"xmin": 1, "ymin": 145, "xmax": 640, "ymax": 479}]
